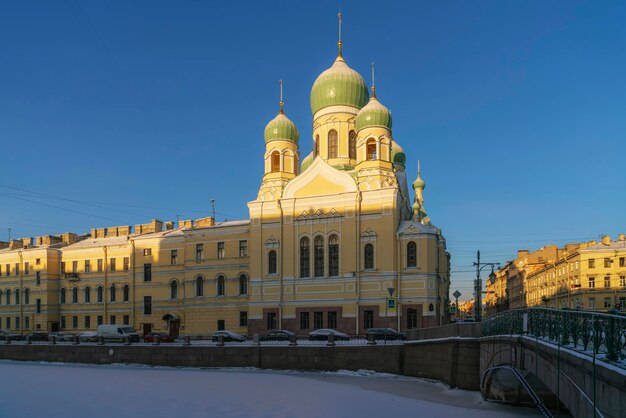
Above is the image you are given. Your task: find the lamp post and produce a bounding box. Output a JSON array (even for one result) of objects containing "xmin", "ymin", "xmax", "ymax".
[{"xmin": 473, "ymin": 250, "xmax": 499, "ymax": 322}]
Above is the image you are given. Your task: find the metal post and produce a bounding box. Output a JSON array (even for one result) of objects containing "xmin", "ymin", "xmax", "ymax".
[
  {"xmin": 327, "ymin": 333, "xmax": 335, "ymax": 347},
  {"xmin": 183, "ymin": 335, "xmax": 191, "ymax": 346},
  {"xmin": 475, "ymin": 251, "xmax": 481, "ymax": 321},
  {"xmin": 289, "ymin": 334, "xmax": 297, "ymax": 347},
  {"xmin": 217, "ymin": 335, "xmax": 224, "ymax": 347}
]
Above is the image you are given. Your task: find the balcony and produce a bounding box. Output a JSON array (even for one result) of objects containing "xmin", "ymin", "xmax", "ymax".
[{"xmin": 65, "ymin": 272, "xmax": 80, "ymax": 281}]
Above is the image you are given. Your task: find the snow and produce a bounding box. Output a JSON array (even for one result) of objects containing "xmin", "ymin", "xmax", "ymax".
[{"xmin": 0, "ymin": 361, "xmax": 537, "ymax": 418}]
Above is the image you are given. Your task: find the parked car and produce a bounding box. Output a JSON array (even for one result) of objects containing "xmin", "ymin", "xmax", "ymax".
[
  {"xmin": 0, "ymin": 329, "xmax": 22, "ymax": 341},
  {"xmin": 308, "ymin": 328, "xmax": 349, "ymax": 341},
  {"xmin": 25, "ymin": 332, "xmax": 48, "ymax": 341},
  {"xmin": 211, "ymin": 330, "xmax": 246, "ymax": 342},
  {"xmin": 366, "ymin": 328, "xmax": 406, "ymax": 341},
  {"xmin": 78, "ymin": 331, "xmax": 98, "ymax": 342},
  {"xmin": 48, "ymin": 332, "xmax": 74, "ymax": 342},
  {"xmin": 143, "ymin": 332, "xmax": 175, "ymax": 343},
  {"xmin": 260, "ymin": 330, "xmax": 295, "ymax": 341},
  {"xmin": 97, "ymin": 325, "xmax": 140, "ymax": 342}
]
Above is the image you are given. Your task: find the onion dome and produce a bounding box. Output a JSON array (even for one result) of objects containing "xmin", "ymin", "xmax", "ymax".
[
  {"xmin": 301, "ymin": 151, "xmax": 314, "ymax": 172},
  {"xmin": 390, "ymin": 140, "xmax": 406, "ymax": 166},
  {"xmin": 355, "ymin": 95, "xmax": 392, "ymax": 131},
  {"xmin": 413, "ymin": 173, "xmax": 425, "ymax": 190},
  {"xmin": 264, "ymin": 108, "xmax": 299, "ymax": 144},
  {"xmin": 310, "ymin": 56, "xmax": 369, "ymax": 115}
]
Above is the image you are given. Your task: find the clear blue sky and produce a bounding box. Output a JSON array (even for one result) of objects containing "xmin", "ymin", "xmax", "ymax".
[{"xmin": 1, "ymin": 1, "xmax": 625, "ymax": 300}]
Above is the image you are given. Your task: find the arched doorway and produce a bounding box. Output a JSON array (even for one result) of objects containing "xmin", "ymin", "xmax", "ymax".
[{"xmin": 162, "ymin": 313, "xmax": 180, "ymax": 337}]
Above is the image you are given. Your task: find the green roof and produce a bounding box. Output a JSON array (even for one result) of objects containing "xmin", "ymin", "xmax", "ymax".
[
  {"xmin": 356, "ymin": 96, "xmax": 392, "ymax": 131},
  {"xmin": 264, "ymin": 112, "xmax": 299, "ymax": 144},
  {"xmin": 310, "ymin": 57, "xmax": 369, "ymax": 115}
]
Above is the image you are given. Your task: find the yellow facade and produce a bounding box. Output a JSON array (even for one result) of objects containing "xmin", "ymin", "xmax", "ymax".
[{"xmin": 0, "ymin": 37, "xmax": 450, "ymax": 337}]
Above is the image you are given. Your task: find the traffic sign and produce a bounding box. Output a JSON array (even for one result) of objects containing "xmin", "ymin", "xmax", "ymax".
[{"xmin": 453, "ymin": 290, "xmax": 462, "ymax": 299}]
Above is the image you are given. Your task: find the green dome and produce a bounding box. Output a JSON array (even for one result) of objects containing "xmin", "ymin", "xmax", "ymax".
[
  {"xmin": 390, "ymin": 140, "xmax": 405, "ymax": 166},
  {"xmin": 264, "ymin": 112, "xmax": 299, "ymax": 144},
  {"xmin": 413, "ymin": 174, "xmax": 425, "ymax": 190},
  {"xmin": 301, "ymin": 151, "xmax": 314, "ymax": 172},
  {"xmin": 355, "ymin": 96, "xmax": 392, "ymax": 131},
  {"xmin": 310, "ymin": 57, "xmax": 369, "ymax": 115}
]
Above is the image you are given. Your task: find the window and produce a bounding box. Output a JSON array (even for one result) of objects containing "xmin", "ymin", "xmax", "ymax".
[
  {"xmin": 588, "ymin": 277, "xmax": 595, "ymax": 289},
  {"xmin": 110, "ymin": 316, "xmax": 116, "ymax": 325},
  {"xmin": 144, "ymin": 296, "xmax": 152, "ymax": 315},
  {"xmin": 97, "ymin": 286, "xmax": 103, "ymax": 303},
  {"xmin": 314, "ymin": 236, "xmax": 324, "ymax": 277},
  {"xmin": 271, "ymin": 151, "xmax": 280, "ymax": 172},
  {"xmin": 123, "ymin": 284, "xmax": 129, "ymax": 302},
  {"xmin": 196, "ymin": 244, "xmax": 204, "ymax": 261},
  {"xmin": 15, "ymin": 317, "xmax": 20, "ymax": 329},
  {"xmin": 407, "ymin": 308, "xmax": 418, "ymax": 329},
  {"xmin": 314, "ymin": 135, "xmax": 319, "ymax": 156},
  {"xmin": 85, "ymin": 260, "xmax": 91, "ymax": 273},
  {"xmin": 300, "ymin": 312, "xmax": 310, "ymax": 330},
  {"xmin": 5, "ymin": 317, "xmax": 9, "ymax": 329},
  {"xmin": 144, "ymin": 263, "xmax": 152, "ymax": 282},
  {"xmin": 72, "ymin": 287, "xmax": 78, "ymax": 303},
  {"xmin": 170, "ymin": 250, "xmax": 178, "ymax": 265},
  {"xmin": 603, "ymin": 258, "xmax": 611, "ymax": 268},
  {"xmin": 60, "ymin": 262, "xmax": 65, "ymax": 274},
  {"xmin": 170, "ymin": 280, "xmax": 178, "ymax": 299},
  {"xmin": 195, "ymin": 276, "xmax": 204, "ymax": 297},
  {"xmin": 25, "ymin": 317, "xmax": 29, "ymax": 329},
  {"xmin": 123, "ymin": 257, "xmax": 130, "ymax": 271},
  {"xmin": 97, "ymin": 259, "xmax": 103, "ymax": 272},
  {"xmin": 604, "ymin": 276, "xmax": 611, "ymax": 288},
  {"xmin": 217, "ymin": 275, "xmax": 225, "ymax": 296},
  {"xmin": 143, "ymin": 248, "xmax": 151, "ymax": 256},
  {"xmin": 217, "ymin": 242, "xmax": 225, "ymax": 259},
  {"xmin": 24, "ymin": 262, "xmax": 29, "ymax": 275},
  {"xmin": 110, "ymin": 258, "xmax": 116, "ymax": 272},
  {"xmin": 327, "ymin": 311, "xmax": 337, "ymax": 329},
  {"xmin": 328, "ymin": 129, "xmax": 338, "ymax": 158},
  {"xmin": 85, "ymin": 316, "xmax": 91, "ymax": 329},
  {"xmin": 14, "ymin": 289, "xmax": 19, "ymax": 305},
  {"xmin": 5, "ymin": 264, "xmax": 9, "ymax": 276},
  {"xmin": 84, "ymin": 287, "xmax": 91, "ymax": 303},
  {"xmin": 60, "ymin": 316, "xmax": 66, "ymax": 329},
  {"xmin": 429, "ymin": 303, "xmax": 435, "ymax": 312},
  {"xmin": 97, "ymin": 316, "xmax": 103, "ymax": 326},
  {"xmin": 588, "ymin": 259, "xmax": 595, "ymax": 268},
  {"xmin": 266, "ymin": 312, "xmax": 277, "ymax": 330},
  {"xmin": 349, "ymin": 130, "xmax": 356, "ymax": 159},
  {"xmin": 72, "ymin": 316, "xmax": 78, "ymax": 329},
  {"xmin": 36, "ymin": 271, "xmax": 41, "ymax": 285},
  {"xmin": 328, "ymin": 235, "xmax": 339, "ymax": 277},
  {"xmin": 36, "ymin": 258, "xmax": 40, "ymax": 265},
  {"xmin": 364, "ymin": 244, "xmax": 374, "ymax": 270},
  {"xmin": 110, "ymin": 284, "xmax": 116, "ymax": 302},
  {"xmin": 238, "ymin": 274, "xmax": 248, "ymax": 295},
  {"xmin": 268, "ymin": 250, "xmax": 277, "ymax": 275},
  {"xmin": 620, "ymin": 257, "xmax": 625, "ymax": 267},
  {"xmin": 36, "ymin": 299, "xmax": 41, "ymax": 313},
  {"xmin": 217, "ymin": 319, "xmax": 225, "ymax": 331},
  {"xmin": 366, "ymin": 139, "xmax": 376, "ymax": 160},
  {"xmin": 589, "ymin": 298, "xmax": 596, "ymax": 309},
  {"xmin": 72, "ymin": 260, "xmax": 78, "ymax": 273},
  {"xmin": 24, "ymin": 288, "xmax": 29, "ymax": 305},
  {"xmin": 300, "ymin": 237, "xmax": 310, "ymax": 278},
  {"xmin": 123, "ymin": 315, "xmax": 129, "ymax": 325},
  {"xmin": 239, "ymin": 240, "xmax": 248, "ymax": 257},
  {"xmin": 239, "ymin": 311, "xmax": 248, "ymax": 327},
  {"xmin": 407, "ymin": 241, "xmax": 417, "ymax": 268},
  {"xmin": 60, "ymin": 288, "xmax": 66, "ymax": 304},
  {"xmin": 604, "ymin": 298, "xmax": 612, "ymax": 308},
  {"xmin": 314, "ymin": 312, "xmax": 323, "ymax": 329},
  {"xmin": 620, "ymin": 275, "xmax": 625, "ymax": 287}
]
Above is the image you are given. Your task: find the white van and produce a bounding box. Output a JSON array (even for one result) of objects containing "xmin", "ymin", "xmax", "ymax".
[{"xmin": 96, "ymin": 325, "xmax": 140, "ymax": 342}]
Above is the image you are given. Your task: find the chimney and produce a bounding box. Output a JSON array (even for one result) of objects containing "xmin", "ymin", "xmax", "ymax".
[
  {"xmin": 517, "ymin": 250, "xmax": 529, "ymax": 259},
  {"xmin": 164, "ymin": 221, "xmax": 174, "ymax": 230},
  {"xmin": 9, "ymin": 239, "xmax": 23, "ymax": 250},
  {"xmin": 602, "ymin": 235, "xmax": 611, "ymax": 245},
  {"xmin": 195, "ymin": 216, "xmax": 215, "ymax": 227},
  {"xmin": 0, "ymin": 241, "xmax": 9, "ymax": 250},
  {"xmin": 619, "ymin": 234, "xmax": 625, "ymax": 241}
]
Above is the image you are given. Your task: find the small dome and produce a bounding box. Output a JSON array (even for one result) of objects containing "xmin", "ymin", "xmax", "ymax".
[
  {"xmin": 413, "ymin": 174, "xmax": 425, "ymax": 190},
  {"xmin": 301, "ymin": 151, "xmax": 315, "ymax": 172},
  {"xmin": 264, "ymin": 112, "xmax": 299, "ymax": 144},
  {"xmin": 310, "ymin": 57, "xmax": 369, "ymax": 115},
  {"xmin": 390, "ymin": 140, "xmax": 405, "ymax": 166},
  {"xmin": 356, "ymin": 95, "xmax": 392, "ymax": 131}
]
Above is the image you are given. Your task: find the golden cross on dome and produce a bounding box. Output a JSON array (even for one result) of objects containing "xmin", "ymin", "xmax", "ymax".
[
  {"xmin": 337, "ymin": 10, "xmax": 343, "ymax": 58},
  {"xmin": 279, "ymin": 79, "xmax": 284, "ymax": 114}
]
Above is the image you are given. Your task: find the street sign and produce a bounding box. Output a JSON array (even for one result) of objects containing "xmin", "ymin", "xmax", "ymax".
[
  {"xmin": 386, "ymin": 298, "xmax": 397, "ymax": 310},
  {"xmin": 453, "ymin": 290, "xmax": 461, "ymax": 299},
  {"xmin": 387, "ymin": 287, "xmax": 395, "ymax": 297}
]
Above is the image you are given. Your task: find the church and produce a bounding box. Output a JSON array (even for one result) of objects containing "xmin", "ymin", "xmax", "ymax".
[{"xmin": 0, "ymin": 27, "xmax": 450, "ymax": 337}]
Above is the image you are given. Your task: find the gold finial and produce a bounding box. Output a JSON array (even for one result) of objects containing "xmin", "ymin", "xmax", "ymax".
[
  {"xmin": 279, "ymin": 79, "xmax": 284, "ymax": 114},
  {"xmin": 371, "ymin": 62, "xmax": 376, "ymax": 98},
  {"xmin": 337, "ymin": 10, "xmax": 343, "ymax": 58},
  {"xmin": 418, "ymin": 159, "xmax": 421, "ymax": 176}
]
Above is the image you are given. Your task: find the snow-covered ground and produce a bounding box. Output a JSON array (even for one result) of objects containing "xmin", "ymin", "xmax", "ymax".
[{"xmin": 0, "ymin": 361, "xmax": 539, "ymax": 418}]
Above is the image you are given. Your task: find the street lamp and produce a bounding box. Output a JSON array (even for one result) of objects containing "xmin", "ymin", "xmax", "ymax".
[{"xmin": 473, "ymin": 250, "xmax": 500, "ymax": 321}]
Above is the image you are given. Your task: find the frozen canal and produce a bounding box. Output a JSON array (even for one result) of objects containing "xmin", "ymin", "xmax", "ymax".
[{"xmin": 0, "ymin": 361, "xmax": 538, "ymax": 417}]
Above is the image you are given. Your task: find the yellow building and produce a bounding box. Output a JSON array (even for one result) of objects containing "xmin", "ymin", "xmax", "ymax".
[
  {"xmin": 486, "ymin": 235, "xmax": 626, "ymax": 316},
  {"xmin": 0, "ymin": 33, "xmax": 450, "ymax": 337}
]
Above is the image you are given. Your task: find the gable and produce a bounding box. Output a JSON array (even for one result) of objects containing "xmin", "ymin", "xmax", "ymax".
[{"xmin": 282, "ymin": 157, "xmax": 357, "ymax": 199}]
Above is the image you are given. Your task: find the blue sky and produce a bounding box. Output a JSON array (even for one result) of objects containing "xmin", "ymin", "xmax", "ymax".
[{"xmin": 1, "ymin": 0, "xmax": 625, "ymax": 300}]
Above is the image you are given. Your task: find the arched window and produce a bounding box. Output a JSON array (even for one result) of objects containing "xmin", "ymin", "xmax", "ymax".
[
  {"xmin": 217, "ymin": 275, "xmax": 225, "ymax": 296},
  {"xmin": 196, "ymin": 276, "xmax": 204, "ymax": 297},
  {"xmin": 59, "ymin": 288, "xmax": 65, "ymax": 304},
  {"xmin": 72, "ymin": 287, "xmax": 78, "ymax": 303},
  {"xmin": 328, "ymin": 235, "xmax": 339, "ymax": 277},
  {"xmin": 366, "ymin": 139, "xmax": 377, "ymax": 160},
  {"xmin": 96, "ymin": 286, "xmax": 103, "ymax": 303},
  {"xmin": 170, "ymin": 280, "xmax": 178, "ymax": 299},
  {"xmin": 24, "ymin": 288, "xmax": 30, "ymax": 305},
  {"xmin": 300, "ymin": 237, "xmax": 310, "ymax": 278},
  {"xmin": 314, "ymin": 135, "xmax": 320, "ymax": 156},
  {"xmin": 271, "ymin": 151, "xmax": 280, "ymax": 172},
  {"xmin": 238, "ymin": 274, "xmax": 248, "ymax": 295},
  {"xmin": 0, "ymin": 290, "xmax": 3, "ymax": 306},
  {"xmin": 268, "ymin": 250, "xmax": 277, "ymax": 275},
  {"xmin": 110, "ymin": 284, "xmax": 116, "ymax": 302},
  {"xmin": 364, "ymin": 244, "xmax": 374, "ymax": 270},
  {"xmin": 349, "ymin": 130, "xmax": 356, "ymax": 160},
  {"xmin": 84, "ymin": 287, "xmax": 91, "ymax": 303},
  {"xmin": 14, "ymin": 289, "xmax": 20, "ymax": 305},
  {"xmin": 407, "ymin": 241, "xmax": 417, "ymax": 268},
  {"xmin": 314, "ymin": 236, "xmax": 324, "ymax": 277},
  {"xmin": 123, "ymin": 284, "xmax": 129, "ymax": 302},
  {"xmin": 428, "ymin": 303, "xmax": 435, "ymax": 312},
  {"xmin": 328, "ymin": 129, "xmax": 338, "ymax": 158}
]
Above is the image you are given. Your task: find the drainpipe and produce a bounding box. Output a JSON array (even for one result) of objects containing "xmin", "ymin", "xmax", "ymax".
[
  {"xmin": 355, "ymin": 190, "xmax": 362, "ymax": 335},
  {"xmin": 130, "ymin": 239, "xmax": 135, "ymax": 328},
  {"xmin": 436, "ymin": 235, "xmax": 441, "ymax": 326},
  {"xmin": 277, "ymin": 198, "xmax": 284, "ymax": 330},
  {"xmin": 18, "ymin": 251, "xmax": 23, "ymax": 333},
  {"xmin": 396, "ymin": 234, "xmax": 401, "ymax": 332},
  {"xmin": 103, "ymin": 246, "xmax": 108, "ymax": 323}
]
